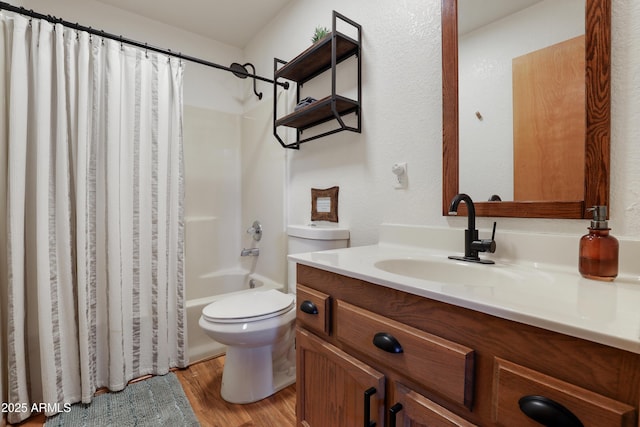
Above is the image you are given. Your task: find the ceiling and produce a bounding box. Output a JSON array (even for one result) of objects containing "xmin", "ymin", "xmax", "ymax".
[
  {"xmin": 95, "ymin": 0, "xmax": 293, "ymax": 48},
  {"xmin": 458, "ymin": 0, "xmax": 543, "ymax": 35}
]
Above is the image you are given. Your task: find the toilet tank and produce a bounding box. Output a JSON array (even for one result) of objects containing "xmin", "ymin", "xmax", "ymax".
[{"xmin": 287, "ymin": 225, "xmax": 350, "ymax": 293}]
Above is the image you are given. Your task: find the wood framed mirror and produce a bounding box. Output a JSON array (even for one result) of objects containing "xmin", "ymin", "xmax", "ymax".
[{"xmin": 442, "ymin": 0, "xmax": 611, "ymax": 218}]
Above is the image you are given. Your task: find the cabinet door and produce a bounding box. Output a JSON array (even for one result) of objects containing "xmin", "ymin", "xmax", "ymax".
[
  {"xmin": 297, "ymin": 327, "xmax": 385, "ymax": 427},
  {"xmin": 390, "ymin": 383, "xmax": 478, "ymax": 427}
]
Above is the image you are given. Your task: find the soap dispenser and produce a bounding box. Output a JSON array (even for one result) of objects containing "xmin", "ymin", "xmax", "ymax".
[{"xmin": 579, "ymin": 206, "xmax": 618, "ymax": 281}]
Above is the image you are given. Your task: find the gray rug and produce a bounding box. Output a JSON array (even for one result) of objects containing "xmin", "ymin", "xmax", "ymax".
[{"xmin": 45, "ymin": 373, "xmax": 200, "ymax": 426}]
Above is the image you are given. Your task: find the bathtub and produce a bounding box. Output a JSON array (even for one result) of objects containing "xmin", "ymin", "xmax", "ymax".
[{"xmin": 186, "ymin": 270, "xmax": 285, "ymax": 363}]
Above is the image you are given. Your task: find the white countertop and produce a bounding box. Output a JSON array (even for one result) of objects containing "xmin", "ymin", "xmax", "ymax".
[{"xmin": 288, "ymin": 224, "xmax": 640, "ymax": 354}]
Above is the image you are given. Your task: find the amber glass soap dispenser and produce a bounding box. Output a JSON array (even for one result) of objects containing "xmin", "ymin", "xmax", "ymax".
[{"xmin": 579, "ymin": 206, "xmax": 618, "ymax": 281}]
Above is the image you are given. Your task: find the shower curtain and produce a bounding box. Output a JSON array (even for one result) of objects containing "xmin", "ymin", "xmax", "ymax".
[{"xmin": 0, "ymin": 13, "xmax": 187, "ymax": 424}]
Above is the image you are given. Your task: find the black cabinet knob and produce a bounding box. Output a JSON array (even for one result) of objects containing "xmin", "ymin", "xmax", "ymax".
[
  {"xmin": 519, "ymin": 395, "xmax": 583, "ymax": 427},
  {"xmin": 299, "ymin": 300, "xmax": 318, "ymax": 315},
  {"xmin": 373, "ymin": 332, "xmax": 403, "ymax": 353}
]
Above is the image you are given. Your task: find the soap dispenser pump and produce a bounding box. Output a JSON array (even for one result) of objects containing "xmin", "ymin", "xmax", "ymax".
[{"xmin": 579, "ymin": 206, "xmax": 618, "ymax": 281}]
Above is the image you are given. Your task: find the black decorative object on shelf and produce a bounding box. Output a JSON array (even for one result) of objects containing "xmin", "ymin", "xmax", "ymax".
[{"xmin": 295, "ymin": 97, "xmax": 318, "ymax": 111}]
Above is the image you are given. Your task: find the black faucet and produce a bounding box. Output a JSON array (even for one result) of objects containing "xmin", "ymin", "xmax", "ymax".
[{"xmin": 448, "ymin": 193, "xmax": 496, "ymax": 264}]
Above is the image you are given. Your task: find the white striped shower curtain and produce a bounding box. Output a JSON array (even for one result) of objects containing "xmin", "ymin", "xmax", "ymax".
[{"xmin": 0, "ymin": 13, "xmax": 187, "ymax": 424}]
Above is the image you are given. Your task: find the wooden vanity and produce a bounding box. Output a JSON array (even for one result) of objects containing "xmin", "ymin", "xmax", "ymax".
[{"xmin": 295, "ymin": 263, "xmax": 640, "ymax": 426}]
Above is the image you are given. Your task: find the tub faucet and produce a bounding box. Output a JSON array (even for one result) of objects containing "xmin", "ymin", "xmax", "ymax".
[
  {"xmin": 241, "ymin": 248, "xmax": 259, "ymax": 256},
  {"xmin": 448, "ymin": 193, "xmax": 496, "ymax": 264}
]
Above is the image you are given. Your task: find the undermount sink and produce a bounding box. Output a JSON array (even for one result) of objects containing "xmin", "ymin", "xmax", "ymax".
[{"xmin": 373, "ymin": 257, "xmax": 528, "ymax": 286}]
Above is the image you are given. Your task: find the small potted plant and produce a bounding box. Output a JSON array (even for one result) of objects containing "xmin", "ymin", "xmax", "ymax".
[{"xmin": 311, "ymin": 26, "xmax": 330, "ymax": 43}]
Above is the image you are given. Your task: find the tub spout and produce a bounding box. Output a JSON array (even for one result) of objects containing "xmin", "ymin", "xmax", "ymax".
[{"xmin": 241, "ymin": 248, "xmax": 259, "ymax": 256}]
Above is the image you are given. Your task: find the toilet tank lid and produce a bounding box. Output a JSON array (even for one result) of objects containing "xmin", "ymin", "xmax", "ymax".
[{"xmin": 287, "ymin": 225, "xmax": 350, "ymax": 240}]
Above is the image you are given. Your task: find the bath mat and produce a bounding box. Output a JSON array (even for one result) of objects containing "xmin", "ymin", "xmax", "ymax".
[{"xmin": 44, "ymin": 372, "xmax": 200, "ymax": 427}]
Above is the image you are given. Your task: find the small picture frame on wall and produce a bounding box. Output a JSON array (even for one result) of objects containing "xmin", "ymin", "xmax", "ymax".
[{"xmin": 311, "ymin": 186, "xmax": 339, "ymax": 222}]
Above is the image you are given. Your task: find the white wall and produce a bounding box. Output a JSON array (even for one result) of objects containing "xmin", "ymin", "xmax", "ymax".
[
  {"xmin": 244, "ymin": 0, "xmax": 640, "ymax": 245},
  {"xmin": 245, "ymin": 0, "xmax": 443, "ymax": 247}
]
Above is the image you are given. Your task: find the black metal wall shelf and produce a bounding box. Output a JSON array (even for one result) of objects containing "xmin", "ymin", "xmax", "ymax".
[
  {"xmin": 276, "ymin": 32, "xmax": 359, "ymax": 84},
  {"xmin": 273, "ymin": 11, "xmax": 361, "ymax": 149},
  {"xmin": 275, "ymin": 95, "xmax": 358, "ymax": 130}
]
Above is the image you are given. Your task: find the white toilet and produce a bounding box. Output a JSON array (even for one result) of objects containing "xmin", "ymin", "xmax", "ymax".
[
  {"xmin": 198, "ymin": 224, "xmax": 349, "ymax": 404},
  {"xmin": 286, "ymin": 225, "xmax": 350, "ymax": 292}
]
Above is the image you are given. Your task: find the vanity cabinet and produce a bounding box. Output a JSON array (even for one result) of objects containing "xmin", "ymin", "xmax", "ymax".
[
  {"xmin": 295, "ymin": 265, "xmax": 640, "ymax": 426},
  {"xmin": 297, "ymin": 283, "xmax": 472, "ymax": 426},
  {"xmin": 273, "ymin": 11, "xmax": 361, "ymax": 149}
]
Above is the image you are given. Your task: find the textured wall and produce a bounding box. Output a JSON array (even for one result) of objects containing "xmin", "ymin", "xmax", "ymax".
[
  {"xmin": 245, "ymin": 0, "xmax": 443, "ymax": 247},
  {"xmin": 610, "ymin": 0, "xmax": 640, "ymax": 237},
  {"xmin": 245, "ymin": 0, "xmax": 640, "ymax": 245}
]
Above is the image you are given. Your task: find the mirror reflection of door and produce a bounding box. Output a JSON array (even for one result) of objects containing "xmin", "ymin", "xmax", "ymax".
[
  {"xmin": 512, "ymin": 36, "xmax": 585, "ymax": 201},
  {"xmin": 458, "ymin": 0, "xmax": 585, "ymax": 202}
]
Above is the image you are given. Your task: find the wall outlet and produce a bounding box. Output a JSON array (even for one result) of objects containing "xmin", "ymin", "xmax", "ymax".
[{"xmin": 392, "ymin": 162, "xmax": 407, "ymax": 189}]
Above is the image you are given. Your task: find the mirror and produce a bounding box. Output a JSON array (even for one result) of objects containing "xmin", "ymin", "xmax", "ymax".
[{"xmin": 442, "ymin": 0, "xmax": 611, "ymax": 218}]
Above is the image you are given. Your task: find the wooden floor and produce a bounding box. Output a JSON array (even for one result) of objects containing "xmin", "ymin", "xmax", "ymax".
[
  {"xmin": 175, "ymin": 355, "xmax": 297, "ymax": 427},
  {"xmin": 16, "ymin": 356, "xmax": 297, "ymax": 427}
]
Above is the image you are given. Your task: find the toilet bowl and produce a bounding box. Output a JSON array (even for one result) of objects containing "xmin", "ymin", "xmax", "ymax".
[
  {"xmin": 198, "ymin": 289, "xmax": 296, "ymax": 403},
  {"xmin": 199, "ymin": 225, "xmax": 349, "ymax": 403}
]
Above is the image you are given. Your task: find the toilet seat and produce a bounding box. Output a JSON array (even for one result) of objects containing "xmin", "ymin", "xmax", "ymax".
[{"xmin": 202, "ymin": 289, "xmax": 294, "ymax": 323}]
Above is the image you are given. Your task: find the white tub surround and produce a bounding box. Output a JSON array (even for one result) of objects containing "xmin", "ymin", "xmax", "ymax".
[{"xmin": 289, "ymin": 223, "xmax": 640, "ymax": 354}]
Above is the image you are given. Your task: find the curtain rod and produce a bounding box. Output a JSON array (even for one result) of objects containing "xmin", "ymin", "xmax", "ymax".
[{"xmin": 0, "ymin": 1, "xmax": 289, "ymax": 90}]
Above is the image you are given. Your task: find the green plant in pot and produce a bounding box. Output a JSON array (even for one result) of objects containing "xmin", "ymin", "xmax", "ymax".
[{"xmin": 311, "ymin": 26, "xmax": 329, "ymax": 43}]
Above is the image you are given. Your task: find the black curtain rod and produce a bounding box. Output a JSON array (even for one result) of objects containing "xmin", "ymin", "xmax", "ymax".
[{"xmin": 0, "ymin": 1, "xmax": 288, "ymax": 89}]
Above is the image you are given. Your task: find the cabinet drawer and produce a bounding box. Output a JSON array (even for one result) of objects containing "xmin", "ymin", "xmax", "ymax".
[
  {"xmin": 335, "ymin": 300, "xmax": 475, "ymax": 409},
  {"xmin": 492, "ymin": 358, "xmax": 636, "ymax": 427},
  {"xmin": 296, "ymin": 284, "xmax": 330, "ymax": 335}
]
